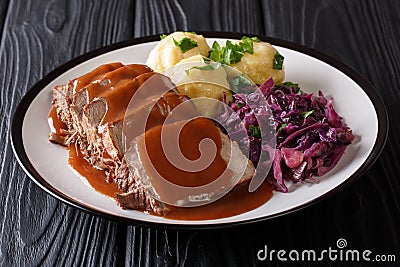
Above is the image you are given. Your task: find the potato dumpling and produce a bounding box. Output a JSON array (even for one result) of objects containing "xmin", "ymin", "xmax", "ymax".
[
  {"xmin": 232, "ymin": 41, "xmax": 285, "ymax": 84},
  {"xmin": 146, "ymin": 32, "xmax": 210, "ymax": 72},
  {"xmin": 176, "ymin": 55, "xmax": 233, "ymax": 103},
  {"xmin": 163, "ymin": 55, "xmax": 233, "ymax": 116}
]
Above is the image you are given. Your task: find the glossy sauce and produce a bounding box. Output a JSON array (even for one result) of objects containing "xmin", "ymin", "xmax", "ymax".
[
  {"xmin": 66, "ymin": 116, "xmax": 273, "ymax": 220},
  {"xmin": 144, "ymin": 117, "xmax": 227, "ymax": 187},
  {"xmin": 164, "ymin": 181, "xmax": 273, "ymax": 220},
  {"xmin": 68, "ymin": 144, "xmax": 119, "ymax": 198},
  {"xmin": 55, "ymin": 63, "xmax": 273, "ymax": 220},
  {"xmin": 145, "ymin": 92, "xmax": 195, "ymax": 132},
  {"xmin": 48, "ymin": 106, "xmax": 67, "ymax": 135},
  {"xmin": 74, "ymin": 64, "xmax": 153, "ymax": 126},
  {"xmin": 141, "ymin": 117, "xmax": 273, "ymax": 219},
  {"xmin": 68, "ymin": 129, "xmax": 272, "ymax": 219},
  {"xmin": 72, "ymin": 62, "xmax": 124, "ymax": 92}
]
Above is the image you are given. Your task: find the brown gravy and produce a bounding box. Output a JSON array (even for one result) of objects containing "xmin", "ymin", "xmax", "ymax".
[
  {"xmin": 55, "ymin": 62, "xmax": 273, "ymax": 220},
  {"xmin": 48, "ymin": 106, "xmax": 67, "ymax": 135},
  {"xmin": 143, "ymin": 118, "xmax": 227, "ymax": 187},
  {"xmin": 68, "ymin": 144, "xmax": 119, "ymax": 198},
  {"xmin": 144, "ymin": 92, "xmax": 191, "ymax": 130},
  {"xmin": 68, "ymin": 143, "xmax": 272, "ymax": 220},
  {"xmin": 73, "ymin": 63, "xmax": 153, "ymax": 126},
  {"xmin": 72, "ymin": 62, "xmax": 124, "ymax": 92},
  {"xmin": 164, "ymin": 181, "xmax": 272, "ymax": 220}
]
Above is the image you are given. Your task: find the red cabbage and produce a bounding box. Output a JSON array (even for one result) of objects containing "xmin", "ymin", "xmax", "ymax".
[{"xmin": 219, "ymin": 77, "xmax": 354, "ymax": 192}]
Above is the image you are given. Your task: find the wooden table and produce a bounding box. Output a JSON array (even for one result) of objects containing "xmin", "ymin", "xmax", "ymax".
[{"xmin": 1, "ymin": 0, "xmax": 399, "ymax": 266}]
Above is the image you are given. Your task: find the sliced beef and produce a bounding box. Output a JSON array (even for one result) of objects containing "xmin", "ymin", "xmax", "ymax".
[
  {"xmin": 48, "ymin": 132, "xmax": 69, "ymax": 146},
  {"xmin": 114, "ymin": 118, "xmax": 255, "ymax": 212},
  {"xmin": 52, "ymin": 63, "xmax": 126, "ymax": 133},
  {"xmin": 114, "ymin": 186, "xmax": 170, "ymax": 215},
  {"xmin": 50, "ymin": 62, "xmax": 255, "ymax": 216},
  {"xmin": 49, "ymin": 63, "xmax": 196, "ymax": 215}
]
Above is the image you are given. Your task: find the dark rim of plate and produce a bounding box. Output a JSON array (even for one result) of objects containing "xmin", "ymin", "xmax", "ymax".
[{"xmin": 10, "ymin": 32, "xmax": 389, "ymax": 230}]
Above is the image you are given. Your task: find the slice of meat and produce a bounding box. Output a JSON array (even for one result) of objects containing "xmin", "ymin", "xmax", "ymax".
[
  {"xmin": 48, "ymin": 132, "xmax": 68, "ymax": 146},
  {"xmin": 114, "ymin": 118, "xmax": 255, "ymax": 214},
  {"xmin": 79, "ymin": 72, "xmax": 156, "ymax": 165},
  {"xmin": 70, "ymin": 88, "xmax": 89, "ymax": 136},
  {"xmin": 49, "ymin": 63, "xmax": 154, "ymax": 179},
  {"xmin": 53, "ymin": 62, "xmax": 126, "ymax": 133},
  {"xmin": 50, "ymin": 63, "xmax": 199, "ymax": 213},
  {"xmin": 102, "ymin": 120, "xmax": 124, "ymax": 160},
  {"xmin": 72, "ymin": 62, "xmax": 125, "ymax": 93},
  {"xmin": 114, "ymin": 186, "xmax": 169, "ymax": 215},
  {"xmin": 220, "ymin": 131, "xmax": 255, "ymax": 185},
  {"xmin": 103, "ymin": 90, "xmax": 196, "ymax": 162},
  {"xmin": 52, "ymin": 84, "xmax": 71, "ymax": 125},
  {"xmin": 69, "ymin": 65, "xmax": 153, "ymax": 137},
  {"xmin": 50, "ymin": 62, "xmax": 254, "ymax": 216}
]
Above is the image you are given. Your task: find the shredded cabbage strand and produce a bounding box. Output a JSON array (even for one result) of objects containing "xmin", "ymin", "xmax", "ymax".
[{"xmin": 218, "ymin": 77, "xmax": 354, "ymax": 192}]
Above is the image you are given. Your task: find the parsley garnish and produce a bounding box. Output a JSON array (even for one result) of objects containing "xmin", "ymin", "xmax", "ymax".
[
  {"xmin": 249, "ymin": 125, "xmax": 261, "ymax": 138},
  {"xmin": 278, "ymin": 123, "xmax": 288, "ymax": 131},
  {"xmin": 185, "ymin": 62, "xmax": 221, "ymax": 75},
  {"xmin": 301, "ymin": 110, "xmax": 314, "ymax": 118},
  {"xmin": 238, "ymin": 37, "xmax": 254, "ymax": 54},
  {"xmin": 241, "ymin": 36, "xmax": 260, "ymax": 42},
  {"xmin": 208, "ymin": 36, "xmax": 259, "ymax": 65},
  {"xmin": 276, "ymin": 81, "xmax": 301, "ymax": 94},
  {"xmin": 172, "ymin": 37, "xmax": 198, "ymax": 53},
  {"xmin": 209, "ymin": 42, "xmax": 223, "ymax": 62},
  {"xmin": 224, "ymin": 40, "xmax": 244, "ymax": 65},
  {"xmin": 160, "ymin": 34, "xmax": 168, "ymax": 40},
  {"xmin": 273, "ymin": 51, "xmax": 284, "ymax": 70},
  {"xmin": 279, "ymin": 81, "xmax": 299, "ymax": 90}
]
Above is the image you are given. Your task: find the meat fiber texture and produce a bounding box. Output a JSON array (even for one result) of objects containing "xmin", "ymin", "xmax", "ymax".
[
  {"xmin": 50, "ymin": 63, "xmax": 212, "ymax": 215},
  {"xmin": 115, "ymin": 120, "xmax": 255, "ymax": 212},
  {"xmin": 51, "ymin": 63, "xmax": 154, "ymax": 183}
]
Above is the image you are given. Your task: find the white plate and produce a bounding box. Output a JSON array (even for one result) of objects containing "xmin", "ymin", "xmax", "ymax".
[{"xmin": 11, "ymin": 33, "xmax": 388, "ymax": 228}]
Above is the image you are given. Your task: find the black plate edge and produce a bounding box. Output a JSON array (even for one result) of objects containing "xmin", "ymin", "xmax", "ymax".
[{"xmin": 10, "ymin": 32, "xmax": 389, "ymax": 230}]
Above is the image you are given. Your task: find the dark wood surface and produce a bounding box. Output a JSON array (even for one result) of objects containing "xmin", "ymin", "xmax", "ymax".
[{"xmin": 1, "ymin": 0, "xmax": 399, "ymax": 266}]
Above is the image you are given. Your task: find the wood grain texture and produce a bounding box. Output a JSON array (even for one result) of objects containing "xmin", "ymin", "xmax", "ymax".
[
  {"xmin": 0, "ymin": 1, "xmax": 9, "ymax": 40},
  {"xmin": 0, "ymin": 0, "xmax": 399, "ymax": 266},
  {"xmin": 0, "ymin": 0, "xmax": 133, "ymax": 266}
]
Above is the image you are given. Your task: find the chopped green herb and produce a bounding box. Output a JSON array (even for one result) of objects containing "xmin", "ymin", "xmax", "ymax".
[
  {"xmin": 224, "ymin": 40, "xmax": 244, "ymax": 65},
  {"xmin": 241, "ymin": 36, "xmax": 260, "ymax": 42},
  {"xmin": 278, "ymin": 123, "xmax": 288, "ymax": 131},
  {"xmin": 249, "ymin": 125, "xmax": 261, "ymax": 138},
  {"xmin": 276, "ymin": 81, "xmax": 301, "ymax": 94},
  {"xmin": 279, "ymin": 81, "xmax": 299, "ymax": 90},
  {"xmin": 209, "ymin": 41, "xmax": 223, "ymax": 62},
  {"xmin": 238, "ymin": 37, "xmax": 254, "ymax": 54},
  {"xmin": 273, "ymin": 51, "xmax": 284, "ymax": 70},
  {"xmin": 301, "ymin": 110, "xmax": 314, "ymax": 118},
  {"xmin": 172, "ymin": 37, "xmax": 198, "ymax": 53},
  {"xmin": 237, "ymin": 102, "xmax": 243, "ymax": 108},
  {"xmin": 160, "ymin": 34, "xmax": 168, "ymax": 40},
  {"xmin": 208, "ymin": 37, "xmax": 259, "ymax": 65},
  {"xmin": 185, "ymin": 62, "xmax": 221, "ymax": 75},
  {"xmin": 188, "ymin": 31, "xmax": 197, "ymax": 34}
]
